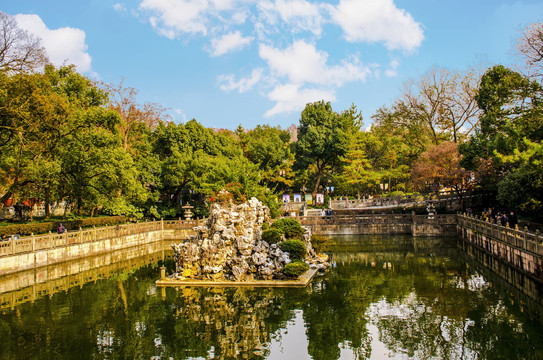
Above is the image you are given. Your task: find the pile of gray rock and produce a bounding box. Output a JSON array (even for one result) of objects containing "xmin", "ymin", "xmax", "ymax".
[{"xmin": 171, "ymin": 197, "xmax": 328, "ymax": 281}]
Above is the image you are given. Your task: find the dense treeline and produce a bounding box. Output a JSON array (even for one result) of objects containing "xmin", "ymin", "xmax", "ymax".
[{"xmin": 1, "ymin": 13, "xmax": 542, "ymax": 221}]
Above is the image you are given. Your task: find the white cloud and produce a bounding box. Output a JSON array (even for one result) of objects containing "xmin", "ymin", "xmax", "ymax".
[
  {"xmin": 218, "ymin": 68, "xmax": 263, "ymax": 92},
  {"xmin": 139, "ymin": 0, "xmax": 209, "ymax": 38},
  {"xmin": 211, "ymin": 0, "xmax": 236, "ymax": 11},
  {"xmin": 330, "ymin": 0, "xmax": 424, "ymax": 51},
  {"xmin": 172, "ymin": 108, "xmax": 188, "ymax": 122},
  {"xmin": 209, "ymin": 31, "xmax": 253, "ymax": 56},
  {"xmin": 257, "ymin": 0, "xmax": 326, "ymax": 36},
  {"xmin": 113, "ymin": 3, "xmax": 127, "ymax": 13},
  {"xmin": 264, "ymin": 83, "xmax": 335, "ymax": 117},
  {"xmin": 14, "ymin": 14, "xmax": 92, "ymax": 72},
  {"xmin": 138, "ymin": 0, "xmax": 256, "ymax": 38},
  {"xmin": 259, "ymin": 40, "xmax": 370, "ymax": 86},
  {"xmin": 385, "ymin": 58, "xmax": 399, "ymax": 77},
  {"xmin": 230, "ymin": 11, "xmax": 249, "ymax": 25}
]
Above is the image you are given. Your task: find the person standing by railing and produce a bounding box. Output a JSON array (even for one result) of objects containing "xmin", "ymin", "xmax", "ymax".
[{"xmin": 508, "ymin": 211, "xmax": 518, "ymax": 229}]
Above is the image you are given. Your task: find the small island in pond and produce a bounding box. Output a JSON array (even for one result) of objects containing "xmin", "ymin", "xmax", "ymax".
[{"xmin": 156, "ymin": 197, "xmax": 329, "ymax": 287}]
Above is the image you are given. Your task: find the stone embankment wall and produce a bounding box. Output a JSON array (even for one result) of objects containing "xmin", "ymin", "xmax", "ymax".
[
  {"xmin": 3, "ymin": 213, "xmax": 541, "ymax": 281},
  {"xmin": 299, "ymin": 213, "xmax": 458, "ymax": 237},
  {"xmin": 0, "ymin": 241, "xmax": 168, "ymax": 310},
  {"xmin": 0, "ymin": 219, "xmax": 200, "ymax": 276},
  {"xmin": 457, "ymin": 214, "xmax": 543, "ymax": 281}
]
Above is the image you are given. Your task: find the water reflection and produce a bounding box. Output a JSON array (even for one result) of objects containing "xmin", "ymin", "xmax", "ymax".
[
  {"xmin": 163, "ymin": 287, "xmax": 309, "ymax": 359},
  {"xmin": 0, "ymin": 235, "xmax": 541, "ymax": 360}
]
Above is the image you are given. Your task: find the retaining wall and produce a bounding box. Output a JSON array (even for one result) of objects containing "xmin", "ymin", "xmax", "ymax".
[
  {"xmin": 457, "ymin": 214, "xmax": 543, "ymax": 281},
  {"xmin": 299, "ymin": 213, "xmax": 458, "ymax": 237},
  {"xmin": 0, "ymin": 219, "xmax": 199, "ymax": 276}
]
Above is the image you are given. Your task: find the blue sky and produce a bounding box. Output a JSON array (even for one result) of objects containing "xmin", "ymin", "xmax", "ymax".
[{"xmin": 2, "ymin": 0, "xmax": 542, "ymax": 130}]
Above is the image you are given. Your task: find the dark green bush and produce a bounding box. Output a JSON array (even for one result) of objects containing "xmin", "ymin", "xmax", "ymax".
[
  {"xmin": 283, "ymin": 261, "xmax": 309, "ymax": 278},
  {"xmin": 262, "ymin": 228, "xmax": 282, "ymax": 244},
  {"xmin": 0, "ymin": 216, "xmax": 129, "ymax": 237},
  {"xmin": 271, "ymin": 218, "xmax": 304, "ymax": 239},
  {"xmin": 261, "ymin": 222, "xmax": 270, "ymax": 231},
  {"xmin": 279, "ymin": 239, "xmax": 306, "ymax": 260}
]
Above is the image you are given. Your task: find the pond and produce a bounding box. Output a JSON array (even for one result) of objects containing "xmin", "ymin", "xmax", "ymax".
[{"xmin": 0, "ymin": 235, "xmax": 542, "ymax": 360}]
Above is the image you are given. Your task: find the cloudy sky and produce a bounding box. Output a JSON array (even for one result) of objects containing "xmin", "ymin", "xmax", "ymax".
[{"xmin": 2, "ymin": 0, "xmax": 542, "ymax": 129}]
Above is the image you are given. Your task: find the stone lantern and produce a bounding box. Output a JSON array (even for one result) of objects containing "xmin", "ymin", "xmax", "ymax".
[{"xmin": 182, "ymin": 204, "xmax": 194, "ymax": 220}]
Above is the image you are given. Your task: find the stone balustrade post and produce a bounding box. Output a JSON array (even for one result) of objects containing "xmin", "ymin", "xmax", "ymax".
[
  {"xmin": 79, "ymin": 227, "xmax": 83, "ymax": 243},
  {"xmin": 32, "ymin": 233, "xmax": 35, "ymax": 252},
  {"xmin": 524, "ymin": 226, "xmax": 528, "ymax": 251}
]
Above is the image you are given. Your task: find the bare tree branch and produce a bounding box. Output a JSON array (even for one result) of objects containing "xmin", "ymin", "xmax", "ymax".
[{"xmin": 0, "ymin": 11, "xmax": 48, "ymax": 73}]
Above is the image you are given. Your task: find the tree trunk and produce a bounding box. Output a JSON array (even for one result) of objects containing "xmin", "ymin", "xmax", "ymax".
[
  {"xmin": 44, "ymin": 186, "xmax": 51, "ymax": 218},
  {"xmin": 312, "ymin": 170, "xmax": 323, "ymax": 202}
]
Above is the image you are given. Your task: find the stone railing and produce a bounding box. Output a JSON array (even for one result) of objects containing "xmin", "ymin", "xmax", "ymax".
[
  {"xmin": 458, "ymin": 214, "xmax": 543, "ymax": 256},
  {"xmin": 0, "ymin": 218, "xmax": 203, "ymax": 258},
  {"xmin": 329, "ymin": 192, "xmax": 476, "ymax": 210},
  {"xmin": 297, "ymin": 213, "xmax": 458, "ymax": 237},
  {"xmin": 457, "ymin": 213, "xmax": 543, "ymax": 279},
  {"xmin": 298, "ymin": 213, "xmax": 457, "ymax": 225},
  {"xmin": 330, "ymin": 195, "xmax": 425, "ymax": 209}
]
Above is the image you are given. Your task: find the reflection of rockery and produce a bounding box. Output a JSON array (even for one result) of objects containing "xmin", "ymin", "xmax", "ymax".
[
  {"xmin": 172, "ymin": 197, "xmax": 326, "ymax": 281},
  {"xmin": 176, "ymin": 287, "xmax": 291, "ymax": 359}
]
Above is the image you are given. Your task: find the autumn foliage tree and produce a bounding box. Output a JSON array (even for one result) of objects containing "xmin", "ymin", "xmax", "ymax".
[{"xmin": 411, "ymin": 142, "xmax": 472, "ymax": 197}]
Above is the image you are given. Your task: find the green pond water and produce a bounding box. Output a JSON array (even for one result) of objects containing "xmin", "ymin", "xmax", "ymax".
[{"xmin": 0, "ymin": 235, "xmax": 542, "ymax": 360}]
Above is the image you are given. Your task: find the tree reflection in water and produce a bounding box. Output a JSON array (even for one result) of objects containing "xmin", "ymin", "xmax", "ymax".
[
  {"xmin": 0, "ymin": 236, "xmax": 542, "ymax": 360},
  {"xmin": 164, "ymin": 286, "xmax": 310, "ymax": 359}
]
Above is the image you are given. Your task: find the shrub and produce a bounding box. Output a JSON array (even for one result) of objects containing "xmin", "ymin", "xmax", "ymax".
[
  {"xmin": 283, "ymin": 261, "xmax": 309, "ymax": 278},
  {"xmin": 279, "ymin": 239, "xmax": 306, "ymax": 260},
  {"xmin": 262, "ymin": 228, "xmax": 282, "ymax": 244},
  {"xmin": 271, "ymin": 218, "xmax": 304, "ymax": 239},
  {"xmin": 0, "ymin": 216, "xmax": 129, "ymax": 237}
]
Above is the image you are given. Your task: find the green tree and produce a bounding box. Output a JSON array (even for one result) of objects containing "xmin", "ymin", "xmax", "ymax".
[
  {"xmin": 460, "ymin": 65, "xmax": 543, "ymax": 215},
  {"xmin": 242, "ymin": 124, "xmax": 293, "ymax": 191},
  {"xmin": 0, "ymin": 65, "xmax": 129, "ymax": 217},
  {"xmin": 294, "ymin": 101, "xmax": 360, "ymax": 198},
  {"xmin": 335, "ymin": 130, "xmax": 379, "ymax": 198}
]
